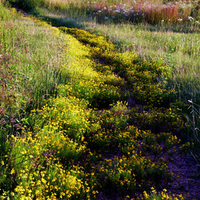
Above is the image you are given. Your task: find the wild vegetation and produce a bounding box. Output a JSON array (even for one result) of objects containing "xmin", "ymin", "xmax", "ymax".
[
  {"xmin": 0, "ymin": 0, "xmax": 200, "ymax": 199},
  {"xmin": 35, "ymin": 0, "xmax": 200, "ymax": 168},
  {"xmin": 34, "ymin": 0, "xmax": 200, "ymax": 103}
]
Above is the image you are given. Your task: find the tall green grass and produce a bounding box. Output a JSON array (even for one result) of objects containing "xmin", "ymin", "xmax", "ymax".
[{"xmin": 0, "ymin": 4, "xmax": 66, "ymax": 134}]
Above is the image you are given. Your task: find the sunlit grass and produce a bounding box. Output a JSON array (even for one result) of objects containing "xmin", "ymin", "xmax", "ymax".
[{"xmin": 0, "ymin": 5, "xmax": 66, "ymax": 133}]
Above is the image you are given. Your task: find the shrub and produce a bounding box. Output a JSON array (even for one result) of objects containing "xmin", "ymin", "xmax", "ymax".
[{"xmin": 7, "ymin": 0, "xmax": 44, "ymax": 11}]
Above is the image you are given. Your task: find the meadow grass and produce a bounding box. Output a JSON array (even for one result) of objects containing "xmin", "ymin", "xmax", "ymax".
[
  {"xmin": 82, "ymin": 22, "xmax": 200, "ymax": 103},
  {"xmin": 0, "ymin": 2, "xmax": 199, "ymax": 200},
  {"xmin": 0, "ymin": 3, "xmax": 66, "ymax": 133}
]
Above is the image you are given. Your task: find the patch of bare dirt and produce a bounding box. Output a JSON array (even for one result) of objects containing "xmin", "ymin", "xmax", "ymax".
[{"xmin": 167, "ymin": 151, "xmax": 200, "ymax": 200}]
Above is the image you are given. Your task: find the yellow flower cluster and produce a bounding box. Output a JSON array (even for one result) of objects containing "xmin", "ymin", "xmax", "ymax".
[
  {"xmin": 143, "ymin": 188, "xmax": 185, "ymax": 200},
  {"xmin": 57, "ymin": 33, "xmax": 125, "ymax": 108},
  {"xmin": 64, "ymin": 29, "xmax": 176, "ymax": 108},
  {"xmin": 1, "ymin": 19, "xmax": 188, "ymax": 200},
  {"xmin": 34, "ymin": 96, "xmax": 90, "ymax": 140},
  {"xmin": 1, "ymin": 130, "xmax": 89, "ymax": 200},
  {"xmin": 60, "ymin": 27, "xmax": 115, "ymax": 52}
]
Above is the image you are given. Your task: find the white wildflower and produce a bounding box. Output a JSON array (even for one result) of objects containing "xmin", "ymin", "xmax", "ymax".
[{"xmin": 188, "ymin": 16, "xmax": 194, "ymax": 21}]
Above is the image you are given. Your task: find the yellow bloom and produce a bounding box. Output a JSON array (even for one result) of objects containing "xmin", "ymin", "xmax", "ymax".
[
  {"xmin": 11, "ymin": 169, "xmax": 15, "ymax": 175},
  {"xmin": 163, "ymin": 188, "xmax": 167, "ymax": 192},
  {"xmin": 143, "ymin": 191, "xmax": 149, "ymax": 199}
]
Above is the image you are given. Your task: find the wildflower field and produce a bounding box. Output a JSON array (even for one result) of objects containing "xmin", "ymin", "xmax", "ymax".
[{"xmin": 0, "ymin": 1, "xmax": 200, "ymax": 200}]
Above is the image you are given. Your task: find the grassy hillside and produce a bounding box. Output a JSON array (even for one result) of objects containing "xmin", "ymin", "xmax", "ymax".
[{"xmin": 0, "ymin": 1, "xmax": 200, "ymax": 200}]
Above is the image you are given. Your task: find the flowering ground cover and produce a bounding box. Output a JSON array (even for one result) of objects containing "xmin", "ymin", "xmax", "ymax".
[
  {"xmin": 1, "ymin": 3, "xmax": 200, "ymax": 200},
  {"xmin": 33, "ymin": 0, "xmax": 200, "ymax": 168},
  {"xmin": 31, "ymin": 0, "xmax": 199, "ymax": 106}
]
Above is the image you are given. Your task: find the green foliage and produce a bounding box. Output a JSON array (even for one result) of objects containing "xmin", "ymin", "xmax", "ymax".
[
  {"xmin": 0, "ymin": 4, "xmax": 193, "ymax": 200},
  {"xmin": 0, "ymin": 3, "xmax": 16, "ymax": 19},
  {"xmin": 31, "ymin": 96, "xmax": 90, "ymax": 140},
  {"xmin": 129, "ymin": 105, "xmax": 185, "ymax": 133},
  {"xmin": 143, "ymin": 188, "xmax": 187, "ymax": 199},
  {"xmin": 98, "ymin": 155, "xmax": 169, "ymax": 194},
  {"xmin": 60, "ymin": 27, "xmax": 115, "ymax": 52},
  {"xmin": 37, "ymin": 0, "xmax": 200, "ymax": 106},
  {"xmin": 7, "ymin": 0, "xmax": 45, "ymax": 11},
  {"xmin": 57, "ymin": 32, "xmax": 126, "ymax": 108},
  {"xmin": 0, "ymin": 7, "xmax": 65, "ymax": 134}
]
